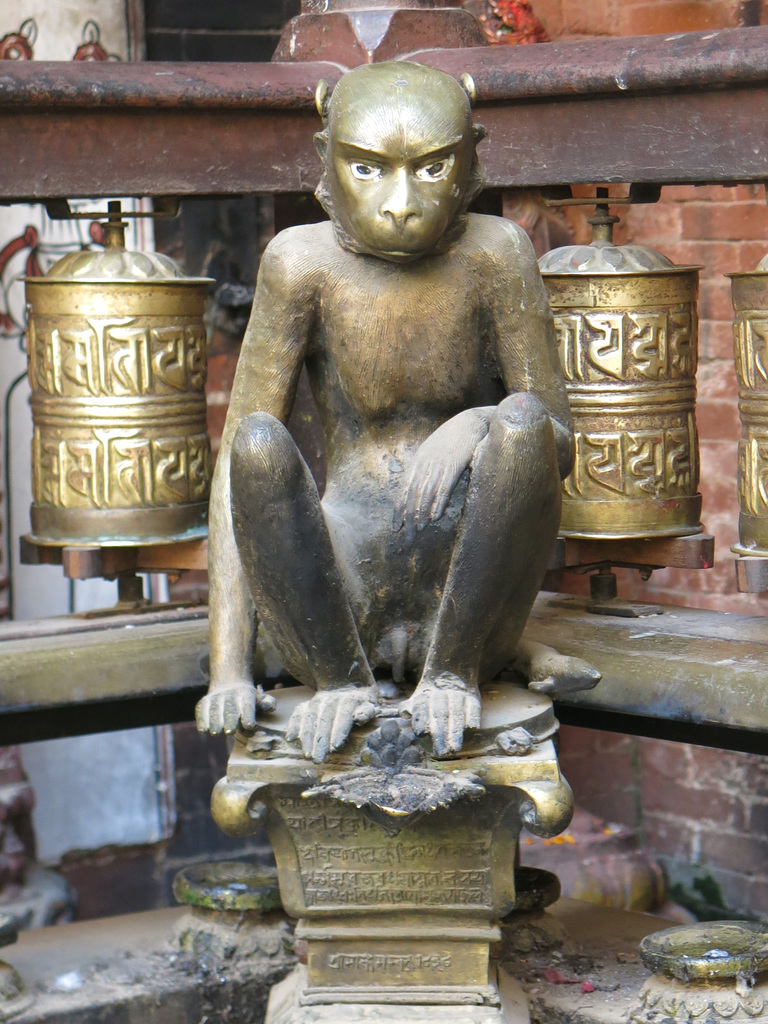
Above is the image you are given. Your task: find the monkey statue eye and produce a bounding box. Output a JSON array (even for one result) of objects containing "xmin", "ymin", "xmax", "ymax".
[
  {"xmin": 414, "ymin": 155, "xmax": 455, "ymax": 181},
  {"xmin": 350, "ymin": 162, "xmax": 382, "ymax": 181}
]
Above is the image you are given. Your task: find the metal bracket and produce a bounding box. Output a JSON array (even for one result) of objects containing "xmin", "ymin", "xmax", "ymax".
[
  {"xmin": 20, "ymin": 535, "xmax": 207, "ymax": 580},
  {"xmin": 43, "ymin": 196, "xmax": 180, "ymax": 221},
  {"xmin": 545, "ymin": 534, "xmax": 715, "ymax": 617},
  {"xmin": 543, "ymin": 183, "xmax": 662, "ymax": 208},
  {"xmin": 735, "ymin": 555, "xmax": 768, "ymax": 593}
]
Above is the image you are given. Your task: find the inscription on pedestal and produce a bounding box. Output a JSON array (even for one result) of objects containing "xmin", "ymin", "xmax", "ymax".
[
  {"xmin": 308, "ymin": 939, "xmax": 490, "ymax": 989},
  {"xmin": 327, "ymin": 953, "xmax": 452, "ymax": 973},
  {"xmin": 274, "ymin": 795, "xmax": 495, "ymax": 912}
]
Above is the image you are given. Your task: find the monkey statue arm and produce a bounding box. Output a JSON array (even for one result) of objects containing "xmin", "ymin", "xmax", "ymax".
[
  {"xmin": 393, "ymin": 406, "xmax": 495, "ymax": 541},
  {"xmin": 491, "ymin": 217, "xmax": 575, "ymax": 479},
  {"xmin": 196, "ymin": 230, "xmax": 315, "ymax": 735}
]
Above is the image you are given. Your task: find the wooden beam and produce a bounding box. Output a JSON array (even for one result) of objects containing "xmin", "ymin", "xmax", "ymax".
[{"xmin": 1, "ymin": 28, "xmax": 768, "ymax": 199}]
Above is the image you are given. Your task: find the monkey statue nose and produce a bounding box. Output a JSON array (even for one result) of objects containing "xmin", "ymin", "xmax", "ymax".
[
  {"xmin": 380, "ymin": 172, "xmax": 420, "ymax": 231},
  {"xmin": 382, "ymin": 206, "xmax": 419, "ymax": 230}
]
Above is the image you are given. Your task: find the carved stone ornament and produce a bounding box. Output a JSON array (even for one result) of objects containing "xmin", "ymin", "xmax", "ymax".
[
  {"xmin": 305, "ymin": 719, "xmax": 485, "ymax": 832},
  {"xmin": 631, "ymin": 976, "xmax": 768, "ymax": 1023}
]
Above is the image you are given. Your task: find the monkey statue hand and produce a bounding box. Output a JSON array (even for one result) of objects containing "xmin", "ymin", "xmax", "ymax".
[{"xmin": 393, "ymin": 407, "xmax": 493, "ymax": 543}]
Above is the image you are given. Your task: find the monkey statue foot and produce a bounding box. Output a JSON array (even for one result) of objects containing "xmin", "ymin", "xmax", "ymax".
[
  {"xmin": 400, "ymin": 672, "xmax": 482, "ymax": 758},
  {"xmin": 196, "ymin": 682, "xmax": 276, "ymax": 735},
  {"xmin": 285, "ymin": 685, "xmax": 379, "ymax": 763}
]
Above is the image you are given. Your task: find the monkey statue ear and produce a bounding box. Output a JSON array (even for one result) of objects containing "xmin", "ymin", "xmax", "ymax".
[
  {"xmin": 315, "ymin": 80, "xmax": 331, "ymax": 123},
  {"xmin": 460, "ymin": 72, "xmax": 477, "ymax": 106},
  {"xmin": 314, "ymin": 130, "xmax": 328, "ymax": 160},
  {"xmin": 473, "ymin": 124, "xmax": 487, "ymax": 144}
]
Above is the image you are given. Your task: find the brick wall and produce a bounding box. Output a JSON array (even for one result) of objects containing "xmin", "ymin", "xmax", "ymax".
[
  {"xmin": 532, "ymin": 0, "xmax": 768, "ymax": 921},
  {"xmin": 532, "ymin": 0, "xmax": 751, "ymax": 38}
]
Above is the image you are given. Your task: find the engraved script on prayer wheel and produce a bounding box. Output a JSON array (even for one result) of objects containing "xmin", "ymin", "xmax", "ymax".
[
  {"xmin": 729, "ymin": 256, "xmax": 768, "ymax": 556},
  {"xmin": 24, "ymin": 220, "xmax": 213, "ymax": 545},
  {"xmin": 539, "ymin": 212, "xmax": 702, "ymax": 539}
]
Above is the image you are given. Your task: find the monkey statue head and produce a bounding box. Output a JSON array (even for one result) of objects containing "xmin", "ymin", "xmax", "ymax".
[{"xmin": 314, "ymin": 61, "xmax": 485, "ymax": 263}]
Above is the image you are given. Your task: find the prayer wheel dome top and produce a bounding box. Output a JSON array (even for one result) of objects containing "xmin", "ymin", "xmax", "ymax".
[
  {"xmin": 538, "ymin": 205, "xmax": 698, "ymax": 276},
  {"xmin": 538, "ymin": 241, "xmax": 677, "ymax": 275},
  {"xmin": 42, "ymin": 246, "xmax": 195, "ymax": 283},
  {"xmin": 33, "ymin": 218, "xmax": 210, "ymax": 285}
]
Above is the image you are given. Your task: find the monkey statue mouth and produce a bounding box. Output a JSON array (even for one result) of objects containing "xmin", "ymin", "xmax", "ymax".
[{"xmin": 323, "ymin": 211, "xmax": 464, "ymax": 263}]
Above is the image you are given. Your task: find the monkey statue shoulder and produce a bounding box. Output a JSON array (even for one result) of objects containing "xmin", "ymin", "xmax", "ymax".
[{"xmin": 197, "ymin": 60, "xmax": 599, "ymax": 762}]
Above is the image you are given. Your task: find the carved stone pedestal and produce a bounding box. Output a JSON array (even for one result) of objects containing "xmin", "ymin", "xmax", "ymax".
[{"xmin": 212, "ymin": 683, "xmax": 573, "ymax": 1024}]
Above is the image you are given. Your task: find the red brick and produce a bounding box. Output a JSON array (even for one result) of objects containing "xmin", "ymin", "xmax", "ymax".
[
  {"xmin": 639, "ymin": 737, "xmax": 688, "ymax": 780},
  {"xmin": 207, "ymin": 326, "xmax": 243, "ymax": 359},
  {"xmin": 561, "ymin": 0, "xmax": 618, "ymax": 35},
  {"xmin": 713, "ymin": 870, "xmax": 755, "ymax": 916},
  {"xmin": 560, "ymin": 725, "xmax": 636, "ymax": 758},
  {"xmin": 732, "ymin": 184, "xmax": 766, "ymax": 203},
  {"xmin": 60, "ymin": 850, "xmax": 162, "ymax": 920},
  {"xmin": 663, "ymin": 185, "xmax": 765, "ymax": 204},
  {"xmin": 559, "ymin": 729, "xmax": 641, "ymax": 829},
  {"xmin": 529, "ymin": 0, "xmax": 565, "ymax": 37},
  {"xmin": 206, "ymin": 402, "xmax": 229, "ymax": 448},
  {"xmin": 742, "ymin": 755, "xmax": 768, "ymax": 790},
  {"xmin": 619, "ymin": 1, "xmax": 738, "ymax": 36},
  {"xmin": 623, "ymin": 202, "xmax": 683, "ymax": 245},
  {"xmin": 696, "ymin": 398, "xmax": 741, "ymax": 443},
  {"xmin": 682, "ymin": 202, "xmax": 768, "ymax": 242},
  {"xmin": 665, "ymin": 185, "xmax": 720, "ymax": 203},
  {"xmin": 660, "ymin": 240, "xmax": 759, "ymax": 277},
  {"xmin": 698, "ymin": 443, "xmax": 740, "ymax": 515},
  {"xmin": 699, "ymin": 319, "xmax": 735, "ymax": 361},
  {"xmin": 206, "ymin": 353, "xmax": 237, "ymax": 394},
  {"xmin": 642, "ymin": 781, "xmax": 737, "ymax": 826},
  {"xmin": 687, "ymin": 748, "xmax": 756, "ymax": 792},
  {"xmin": 699, "ymin": 832, "xmax": 768, "ymax": 877},
  {"xmin": 697, "ymin": 358, "xmax": 738, "ymax": 399},
  {"xmin": 697, "ymin": 278, "xmax": 737, "ymax": 322},
  {"xmin": 643, "ymin": 815, "xmax": 699, "ymax": 861},
  {"xmin": 732, "ymin": 240, "xmax": 768, "ymax": 273}
]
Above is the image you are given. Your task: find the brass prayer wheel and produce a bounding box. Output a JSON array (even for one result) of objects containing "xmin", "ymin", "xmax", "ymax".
[
  {"xmin": 730, "ymin": 256, "xmax": 768, "ymax": 556},
  {"xmin": 539, "ymin": 209, "xmax": 702, "ymax": 539},
  {"xmin": 25, "ymin": 212, "xmax": 213, "ymax": 545}
]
